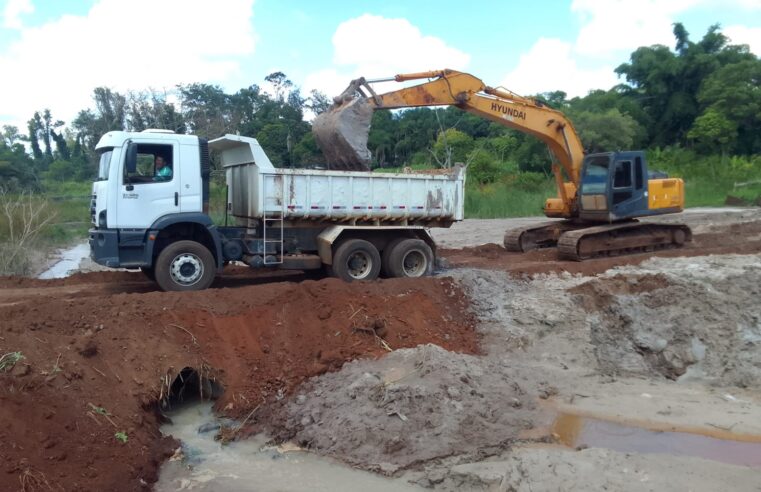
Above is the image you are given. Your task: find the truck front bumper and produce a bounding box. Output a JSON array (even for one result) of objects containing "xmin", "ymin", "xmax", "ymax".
[
  {"xmin": 89, "ymin": 227, "xmax": 154, "ymax": 268},
  {"xmin": 89, "ymin": 228, "xmax": 121, "ymax": 267}
]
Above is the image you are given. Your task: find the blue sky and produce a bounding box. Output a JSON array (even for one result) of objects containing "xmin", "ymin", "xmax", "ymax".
[{"xmin": 1, "ymin": 0, "xmax": 759, "ymax": 131}]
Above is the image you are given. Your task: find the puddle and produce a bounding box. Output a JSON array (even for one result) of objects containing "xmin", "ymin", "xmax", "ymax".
[
  {"xmin": 155, "ymin": 402, "xmax": 421, "ymax": 491},
  {"xmin": 552, "ymin": 413, "xmax": 761, "ymax": 467},
  {"xmin": 38, "ymin": 243, "xmax": 90, "ymax": 279}
]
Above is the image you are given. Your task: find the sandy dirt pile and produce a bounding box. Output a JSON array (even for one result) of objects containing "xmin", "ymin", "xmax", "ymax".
[
  {"xmin": 575, "ymin": 254, "xmax": 761, "ymax": 387},
  {"xmin": 271, "ymin": 344, "xmax": 541, "ymax": 474},
  {"xmin": 0, "ymin": 275, "xmax": 477, "ymax": 491}
]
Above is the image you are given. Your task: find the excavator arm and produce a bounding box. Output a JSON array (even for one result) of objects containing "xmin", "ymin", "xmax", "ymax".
[{"xmin": 313, "ymin": 69, "xmax": 585, "ymax": 218}]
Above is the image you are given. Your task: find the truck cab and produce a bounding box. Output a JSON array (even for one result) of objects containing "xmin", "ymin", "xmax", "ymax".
[{"xmin": 90, "ymin": 130, "xmax": 222, "ymax": 288}]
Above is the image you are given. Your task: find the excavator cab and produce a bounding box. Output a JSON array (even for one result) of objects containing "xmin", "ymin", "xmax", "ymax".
[
  {"xmin": 578, "ymin": 151, "xmax": 684, "ymax": 222},
  {"xmin": 579, "ymin": 152, "xmax": 647, "ymax": 222}
]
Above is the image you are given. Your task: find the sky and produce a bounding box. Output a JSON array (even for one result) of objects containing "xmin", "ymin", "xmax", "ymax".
[{"xmin": 0, "ymin": 0, "xmax": 759, "ymax": 132}]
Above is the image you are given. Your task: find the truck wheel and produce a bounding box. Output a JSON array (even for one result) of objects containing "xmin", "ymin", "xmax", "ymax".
[
  {"xmin": 386, "ymin": 239, "xmax": 433, "ymax": 278},
  {"xmin": 331, "ymin": 239, "xmax": 381, "ymax": 282},
  {"xmin": 381, "ymin": 238, "xmax": 406, "ymax": 277},
  {"xmin": 140, "ymin": 266, "xmax": 155, "ymax": 281},
  {"xmin": 155, "ymin": 240, "xmax": 216, "ymax": 291}
]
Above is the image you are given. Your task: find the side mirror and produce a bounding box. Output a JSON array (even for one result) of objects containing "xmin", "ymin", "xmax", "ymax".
[{"xmin": 125, "ymin": 142, "xmax": 137, "ymax": 174}]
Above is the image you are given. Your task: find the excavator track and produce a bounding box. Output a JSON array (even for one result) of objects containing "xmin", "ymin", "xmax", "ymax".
[
  {"xmin": 504, "ymin": 220, "xmax": 585, "ymax": 252},
  {"xmin": 557, "ymin": 221, "xmax": 692, "ymax": 261}
]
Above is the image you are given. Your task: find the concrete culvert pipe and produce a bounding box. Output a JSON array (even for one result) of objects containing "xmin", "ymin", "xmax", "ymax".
[{"xmin": 162, "ymin": 367, "xmax": 224, "ymax": 410}]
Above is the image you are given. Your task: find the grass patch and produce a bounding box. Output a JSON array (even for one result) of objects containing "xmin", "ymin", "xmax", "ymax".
[
  {"xmin": 0, "ymin": 352, "xmax": 25, "ymax": 372},
  {"xmin": 465, "ymin": 179, "xmax": 554, "ymax": 218}
]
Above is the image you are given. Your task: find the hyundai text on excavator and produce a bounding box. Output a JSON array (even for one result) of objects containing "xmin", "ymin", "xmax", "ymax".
[{"xmin": 312, "ymin": 69, "xmax": 692, "ymax": 260}]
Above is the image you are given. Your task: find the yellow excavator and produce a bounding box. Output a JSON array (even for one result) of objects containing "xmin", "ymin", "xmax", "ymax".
[{"xmin": 313, "ymin": 69, "xmax": 691, "ymax": 260}]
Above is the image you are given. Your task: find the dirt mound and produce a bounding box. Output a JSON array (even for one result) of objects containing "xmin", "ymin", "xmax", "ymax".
[
  {"xmin": 573, "ymin": 255, "xmax": 761, "ymax": 385},
  {"xmin": 268, "ymin": 344, "xmax": 538, "ymax": 474},
  {"xmin": 570, "ymin": 273, "xmax": 672, "ymax": 311},
  {"xmin": 0, "ymin": 275, "xmax": 477, "ymax": 491}
]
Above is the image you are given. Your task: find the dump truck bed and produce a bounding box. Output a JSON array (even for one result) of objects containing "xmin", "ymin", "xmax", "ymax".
[{"xmin": 210, "ymin": 135, "xmax": 464, "ymax": 226}]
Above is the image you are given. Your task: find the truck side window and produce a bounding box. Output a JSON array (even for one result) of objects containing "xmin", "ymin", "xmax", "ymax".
[
  {"xmin": 635, "ymin": 157, "xmax": 644, "ymax": 189},
  {"xmin": 613, "ymin": 161, "xmax": 632, "ymax": 188},
  {"xmin": 124, "ymin": 144, "xmax": 174, "ymax": 184}
]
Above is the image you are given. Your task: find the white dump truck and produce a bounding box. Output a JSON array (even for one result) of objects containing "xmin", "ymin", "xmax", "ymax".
[{"xmin": 89, "ymin": 131, "xmax": 465, "ymax": 291}]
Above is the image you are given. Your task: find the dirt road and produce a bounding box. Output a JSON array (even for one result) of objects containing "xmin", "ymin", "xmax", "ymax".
[{"xmin": 1, "ymin": 207, "xmax": 761, "ymax": 491}]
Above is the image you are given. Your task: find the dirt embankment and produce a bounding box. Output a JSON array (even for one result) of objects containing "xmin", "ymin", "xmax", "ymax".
[
  {"xmin": 572, "ymin": 255, "xmax": 761, "ymax": 387},
  {"xmin": 0, "ymin": 276, "xmax": 477, "ymax": 491}
]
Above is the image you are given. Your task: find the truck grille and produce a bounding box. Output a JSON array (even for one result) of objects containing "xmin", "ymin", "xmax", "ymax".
[{"xmin": 90, "ymin": 193, "xmax": 97, "ymax": 225}]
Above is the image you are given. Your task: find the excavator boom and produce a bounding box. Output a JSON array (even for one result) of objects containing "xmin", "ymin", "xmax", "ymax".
[
  {"xmin": 313, "ymin": 69, "xmax": 690, "ymax": 260},
  {"xmin": 313, "ymin": 69, "xmax": 584, "ymax": 216}
]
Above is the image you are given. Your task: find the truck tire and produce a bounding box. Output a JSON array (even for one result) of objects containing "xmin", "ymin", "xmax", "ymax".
[
  {"xmin": 385, "ymin": 239, "xmax": 433, "ymax": 278},
  {"xmin": 331, "ymin": 239, "xmax": 381, "ymax": 282},
  {"xmin": 155, "ymin": 240, "xmax": 216, "ymax": 292},
  {"xmin": 381, "ymin": 238, "xmax": 406, "ymax": 277}
]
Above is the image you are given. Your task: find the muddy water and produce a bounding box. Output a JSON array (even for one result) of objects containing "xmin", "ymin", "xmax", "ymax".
[
  {"xmin": 553, "ymin": 413, "xmax": 761, "ymax": 467},
  {"xmin": 38, "ymin": 242, "xmax": 90, "ymax": 279},
  {"xmin": 155, "ymin": 402, "xmax": 421, "ymax": 491}
]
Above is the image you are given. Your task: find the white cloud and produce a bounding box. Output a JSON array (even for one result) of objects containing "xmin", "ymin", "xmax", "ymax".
[
  {"xmin": 500, "ymin": 38, "xmax": 618, "ymax": 98},
  {"xmin": 303, "ymin": 14, "xmax": 470, "ymax": 99},
  {"xmin": 724, "ymin": 25, "xmax": 761, "ymax": 54},
  {"xmin": 500, "ymin": 0, "xmax": 761, "ymax": 97},
  {"xmin": 571, "ymin": 0, "xmax": 699, "ymax": 56},
  {"xmin": 2, "ymin": 0, "xmax": 33, "ymax": 29},
  {"xmin": 572, "ymin": 0, "xmax": 761, "ymax": 57},
  {"xmin": 0, "ymin": 0, "xmax": 256, "ymax": 129}
]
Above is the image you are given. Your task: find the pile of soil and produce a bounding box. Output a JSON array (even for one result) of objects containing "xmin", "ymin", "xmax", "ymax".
[
  {"xmin": 0, "ymin": 275, "xmax": 477, "ymax": 491},
  {"xmin": 572, "ymin": 254, "xmax": 761, "ymax": 386},
  {"xmin": 268, "ymin": 344, "xmax": 539, "ymax": 474}
]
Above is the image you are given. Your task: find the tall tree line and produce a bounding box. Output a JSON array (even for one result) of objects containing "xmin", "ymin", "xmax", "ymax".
[{"xmin": 0, "ymin": 23, "xmax": 758, "ymax": 190}]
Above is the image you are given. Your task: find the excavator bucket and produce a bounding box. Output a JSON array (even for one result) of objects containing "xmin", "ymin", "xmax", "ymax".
[{"xmin": 312, "ymin": 97, "xmax": 374, "ymax": 171}]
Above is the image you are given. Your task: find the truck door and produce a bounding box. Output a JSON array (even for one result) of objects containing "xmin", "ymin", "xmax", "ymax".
[
  {"xmin": 610, "ymin": 155, "xmax": 648, "ymax": 219},
  {"xmin": 116, "ymin": 141, "xmax": 181, "ymax": 228}
]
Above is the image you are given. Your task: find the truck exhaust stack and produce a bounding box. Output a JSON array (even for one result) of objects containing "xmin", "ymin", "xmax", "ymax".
[{"xmin": 312, "ymin": 97, "xmax": 374, "ymax": 171}]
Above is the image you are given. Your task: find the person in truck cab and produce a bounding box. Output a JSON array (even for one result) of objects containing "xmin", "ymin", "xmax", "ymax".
[{"xmin": 154, "ymin": 155, "xmax": 172, "ymax": 181}]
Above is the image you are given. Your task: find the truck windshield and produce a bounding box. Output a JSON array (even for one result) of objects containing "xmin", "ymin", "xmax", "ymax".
[
  {"xmin": 581, "ymin": 156, "xmax": 609, "ymax": 194},
  {"xmin": 96, "ymin": 147, "xmax": 114, "ymax": 181}
]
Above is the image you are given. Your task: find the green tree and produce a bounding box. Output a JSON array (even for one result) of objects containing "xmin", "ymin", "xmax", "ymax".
[
  {"xmin": 697, "ymin": 59, "xmax": 761, "ymax": 154},
  {"xmin": 2, "ymin": 125, "xmax": 21, "ymax": 146},
  {"xmin": 264, "ymin": 71, "xmax": 294, "ymax": 102},
  {"xmin": 616, "ymin": 23, "xmax": 755, "ymax": 149},
  {"xmin": 432, "ymin": 128, "xmax": 474, "ymax": 167},
  {"xmin": 306, "ymin": 89, "xmax": 332, "ymax": 115},
  {"xmin": 41, "ymin": 109, "xmax": 54, "ymax": 159},
  {"xmin": 466, "ymin": 149, "xmax": 500, "ymax": 184},
  {"xmin": 26, "ymin": 113, "xmax": 43, "ymax": 161},
  {"xmin": 573, "ymin": 108, "xmax": 641, "ymax": 152},
  {"xmin": 178, "ymin": 83, "xmax": 233, "ymax": 138},
  {"xmin": 687, "ymin": 109, "xmax": 737, "ymax": 154}
]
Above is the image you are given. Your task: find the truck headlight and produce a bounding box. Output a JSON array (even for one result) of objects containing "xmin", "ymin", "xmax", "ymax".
[{"xmin": 98, "ymin": 210, "xmax": 107, "ymax": 228}]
